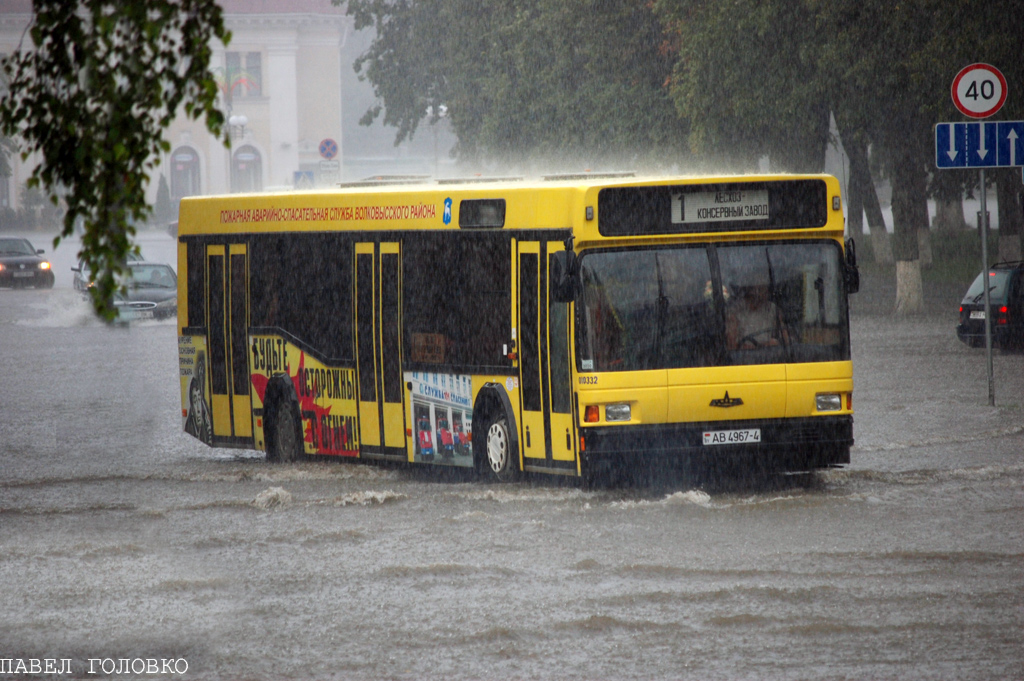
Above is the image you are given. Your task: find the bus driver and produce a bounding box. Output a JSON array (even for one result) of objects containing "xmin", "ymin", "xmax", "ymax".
[{"xmin": 726, "ymin": 282, "xmax": 786, "ymax": 350}]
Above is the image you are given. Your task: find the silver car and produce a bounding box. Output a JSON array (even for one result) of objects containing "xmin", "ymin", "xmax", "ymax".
[{"xmin": 72, "ymin": 260, "xmax": 178, "ymax": 320}]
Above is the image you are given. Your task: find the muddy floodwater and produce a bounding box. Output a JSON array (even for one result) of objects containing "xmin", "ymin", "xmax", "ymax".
[{"xmin": 1, "ymin": 233, "xmax": 1022, "ymax": 680}]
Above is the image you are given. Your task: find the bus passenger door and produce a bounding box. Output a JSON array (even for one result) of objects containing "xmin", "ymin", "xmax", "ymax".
[
  {"xmin": 516, "ymin": 240, "xmax": 577, "ymax": 471},
  {"xmin": 206, "ymin": 243, "xmax": 252, "ymax": 443},
  {"xmin": 355, "ymin": 242, "xmax": 405, "ymax": 456},
  {"xmin": 545, "ymin": 242, "xmax": 576, "ymax": 464}
]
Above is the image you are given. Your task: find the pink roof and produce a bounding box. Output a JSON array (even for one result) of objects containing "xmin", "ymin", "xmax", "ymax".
[
  {"xmin": 0, "ymin": 0, "xmax": 32, "ymax": 12},
  {"xmin": 217, "ymin": 0, "xmax": 346, "ymax": 14},
  {"xmin": 0, "ymin": 0, "xmax": 346, "ymax": 15}
]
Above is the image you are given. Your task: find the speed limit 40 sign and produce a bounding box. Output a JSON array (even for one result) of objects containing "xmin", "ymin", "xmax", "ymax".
[{"xmin": 952, "ymin": 63, "xmax": 1007, "ymax": 119}]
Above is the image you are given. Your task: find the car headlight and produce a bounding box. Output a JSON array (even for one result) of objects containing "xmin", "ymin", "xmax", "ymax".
[
  {"xmin": 39, "ymin": 261, "xmax": 51, "ymax": 270},
  {"xmin": 154, "ymin": 297, "xmax": 177, "ymax": 309}
]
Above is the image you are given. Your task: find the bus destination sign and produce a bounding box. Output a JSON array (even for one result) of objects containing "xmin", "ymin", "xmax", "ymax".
[
  {"xmin": 597, "ymin": 179, "xmax": 827, "ymax": 236},
  {"xmin": 671, "ymin": 189, "xmax": 769, "ymax": 224}
]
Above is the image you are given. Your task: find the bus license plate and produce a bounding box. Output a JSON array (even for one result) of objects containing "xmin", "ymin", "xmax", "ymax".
[
  {"xmin": 703, "ymin": 428, "xmax": 761, "ymax": 445},
  {"xmin": 970, "ymin": 310, "xmax": 985, "ymax": 320}
]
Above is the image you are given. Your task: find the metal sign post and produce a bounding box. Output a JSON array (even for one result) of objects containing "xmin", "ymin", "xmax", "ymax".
[
  {"xmin": 978, "ymin": 168, "xmax": 995, "ymax": 406},
  {"xmin": 934, "ymin": 118, "xmax": 1023, "ymax": 405},
  {"xmin": 936, "ymin": 63, "xmax": 1013, "ymax": 407}
]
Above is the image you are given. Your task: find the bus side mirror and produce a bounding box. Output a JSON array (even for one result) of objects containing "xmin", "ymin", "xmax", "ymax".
[
  {"xmin": 844, "ymin": 238, "xmax": 860, "ymax": 294},
  {"xmin": 550, "ymin": 249, "xmax": 578, "ymax": 303}
]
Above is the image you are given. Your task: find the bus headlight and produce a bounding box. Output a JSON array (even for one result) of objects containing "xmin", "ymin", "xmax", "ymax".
[
  {"xmin": 816, "ymin": 393, "xmax": 842, "ymax": 412},
  {"xmin": 605, "ymin": 403, "xmax": 631, "ymax": 422}
]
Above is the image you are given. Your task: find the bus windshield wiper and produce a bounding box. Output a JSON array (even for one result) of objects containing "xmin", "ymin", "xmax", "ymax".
[
  {"xmin": 765, "ymin": 248, "xmax": 789, "ymax": 352},
  {"xmin": 654, "ymin": 252, "xmax": 669, "ymax": 360}
]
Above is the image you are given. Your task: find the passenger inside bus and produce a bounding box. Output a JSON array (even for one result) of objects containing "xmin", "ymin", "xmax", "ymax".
[{"xmin": 726, "ymin": 282, "xmax": 786, "ymax": 349}]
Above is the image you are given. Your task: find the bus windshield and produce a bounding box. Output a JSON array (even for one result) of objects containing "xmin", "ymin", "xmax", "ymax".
[{"xmin": 578, "ymin": 240, "xmax": 849, "ymax": 370}]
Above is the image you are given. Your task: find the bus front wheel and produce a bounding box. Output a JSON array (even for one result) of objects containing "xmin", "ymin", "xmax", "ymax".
[
  {"xmin": 267, "ymin": 397, "xmax": 303, "ymax": 463},
  {"xmin": 483, "ymin": 416, "xmax": 519, "ymax": 483}
]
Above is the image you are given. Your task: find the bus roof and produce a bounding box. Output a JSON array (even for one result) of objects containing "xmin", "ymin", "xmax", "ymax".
[{"xmin": 178, "ymin": 173, "xmax": 844, "ymax": 242}]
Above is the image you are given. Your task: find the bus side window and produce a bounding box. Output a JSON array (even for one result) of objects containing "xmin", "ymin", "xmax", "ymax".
[{"xmin": 187, "ymin": 241, "xmax": 205, "ymax": 328}]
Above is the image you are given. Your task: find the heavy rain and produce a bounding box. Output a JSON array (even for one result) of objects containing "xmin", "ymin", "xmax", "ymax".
[{"xmin": 1, "ymin": 1, "xmax": 1022, "ymax": 680}]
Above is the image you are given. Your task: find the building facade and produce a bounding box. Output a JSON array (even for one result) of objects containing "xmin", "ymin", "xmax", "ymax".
[
  {"xmin": 158, "ymin": 1, "xmax": 352, "ymax": 203},
  {"xmin": 0, "ymin": 0, "xmax": 357, "ymax": 214}
]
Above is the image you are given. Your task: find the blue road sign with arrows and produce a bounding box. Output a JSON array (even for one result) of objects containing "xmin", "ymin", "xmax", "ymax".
[{"xmin": 936, "ymin": 121, "xmax": 1024, "ymax": 168}]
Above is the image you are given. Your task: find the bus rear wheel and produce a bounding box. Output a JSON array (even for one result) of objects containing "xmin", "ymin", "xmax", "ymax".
[
  {"xmin": 483, "ymin": 416, "xmax": 519, "ymax": 483},
  {"xmin": 268, "ymin": 397, "xmax": 303, "ymax": 463}
]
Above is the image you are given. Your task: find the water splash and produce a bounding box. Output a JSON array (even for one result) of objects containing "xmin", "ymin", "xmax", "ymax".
[{"xmin": 252, "ymin": 486, "xmax": 292, "ymax": 509}]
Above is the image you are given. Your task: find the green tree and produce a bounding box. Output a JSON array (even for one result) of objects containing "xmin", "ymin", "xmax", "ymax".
[
  {"xmin": 154, "ymin": 173, "xmax": 175, "ymax": 225},
  {"xmin": 0, "ymin": 136, "xmax": 13, "ymax": 181},
  {"xmin": 0, "ymin": 0, "xmax": 229, "ymax": 319},
  {"xmin": 814, "ymin": 0, "xmax": 1023, "ymax": 312},
  {"xmin": 347, "ymin": 0, "xmax": 1024, "ymax": 313},
  {"xmin": 655, "ymin": 0, "xmax": 830, "ymax": 172},
  {"xmin": 657, "ymin": 0, "xmax": 1024, "ymax": 313},
  {"xmin": 345, "ymin": 0, "xmax": 686, "ymax": 168}
]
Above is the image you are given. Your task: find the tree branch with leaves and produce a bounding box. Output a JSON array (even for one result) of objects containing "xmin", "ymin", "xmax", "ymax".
[{"xmin": 0, "ymin": 0, "xmax": 229, "ymax": 319}]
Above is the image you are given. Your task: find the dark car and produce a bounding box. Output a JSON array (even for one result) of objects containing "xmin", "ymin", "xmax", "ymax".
[
  {"xmin": 0, "ymin": 237, "xmax": 55, "ymax": 289},
  {"xmin": 72, "ymin": 260, "xmax": 178, "ymax": 320},
  {"xmin": 956, "ymin": 261, "xmax": 1024, "ymax": 350}
]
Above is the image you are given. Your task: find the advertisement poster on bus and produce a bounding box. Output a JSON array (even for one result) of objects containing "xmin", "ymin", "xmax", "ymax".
[
  {"xmin": 249, "ymin": 334, "xmax": 359, "ymax": 456},
  {"xmin": 407, "ymin": 371, "xmax": 473, "ymax": 466},
  {"xmin": 178, "ymin": 335, "xmax": 212, "ymax": 445}
]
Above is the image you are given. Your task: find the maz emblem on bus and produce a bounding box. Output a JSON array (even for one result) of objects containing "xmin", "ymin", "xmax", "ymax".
[{"xmin": 710, "ymin": 391, "xmax": 744, "ymax": 408}]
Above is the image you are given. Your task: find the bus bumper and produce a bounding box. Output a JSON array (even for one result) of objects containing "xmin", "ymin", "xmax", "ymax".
[{"xmin": 579, "ymin": 415, "xmax": 853, "ymax": 474}]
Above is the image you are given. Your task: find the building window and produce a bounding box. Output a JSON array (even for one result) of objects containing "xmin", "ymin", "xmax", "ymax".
[
  {"xmin": 170, "ymin": 146, "xmax": 201, "ymax": 200},
  {"xmin": 225, "ymin": 51, "xmax": 262, "ymax": 99},
  {"xmin": 232, "ymin": 145, "xmax": 262, "ymax": 193}
]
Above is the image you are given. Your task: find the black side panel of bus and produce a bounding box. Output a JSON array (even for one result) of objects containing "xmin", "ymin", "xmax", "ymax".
[
  {"xmin": 249, "ymin": 233, "xmax": 353, "ymax": 364},
  {"xmin": 189, "ymin": 232, "xmax": 356, "ymax": 366},
  {"xmin": 187, "ymin": 243, "xmax": 205, "ymax": 329},
  {"xmin": 402, "ymin": 231, "xmax": 513, "ymax": 374}
]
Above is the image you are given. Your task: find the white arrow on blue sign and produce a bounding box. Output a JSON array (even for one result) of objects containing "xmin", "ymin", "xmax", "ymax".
[{"xmin": 936, "ymin": 121, "xmax": 1024, "ymax": 168}]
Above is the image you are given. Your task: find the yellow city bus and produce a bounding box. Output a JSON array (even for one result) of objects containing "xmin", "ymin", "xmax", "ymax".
[{"xmin": 176, "ymin": 173, "xmax": 858, "ymax": 481}]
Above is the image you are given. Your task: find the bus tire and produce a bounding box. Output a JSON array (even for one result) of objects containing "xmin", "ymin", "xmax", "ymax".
[
  {"xmin": 482, "ymin": 415, "xmax": 519, "ymax": 482},
  {"xmin": 267, "ymin": 393, "xmax": 303, "ymax": 463}
]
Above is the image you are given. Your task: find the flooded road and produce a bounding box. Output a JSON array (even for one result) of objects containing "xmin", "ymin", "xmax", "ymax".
[{"xmin": 1, "ymin": 232, "xmax": 1022, "ymax": 680}]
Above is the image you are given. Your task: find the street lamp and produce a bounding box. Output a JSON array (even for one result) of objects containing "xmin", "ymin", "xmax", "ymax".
[{"xmin": 229, "ymin": 114, "xmax": 248, "ymax": 140}]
